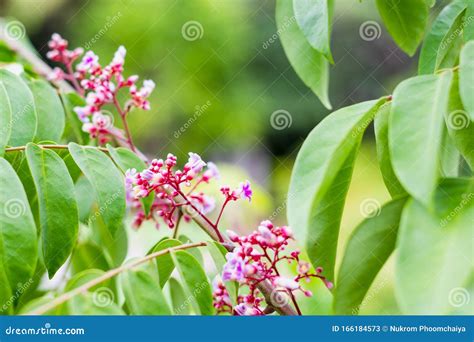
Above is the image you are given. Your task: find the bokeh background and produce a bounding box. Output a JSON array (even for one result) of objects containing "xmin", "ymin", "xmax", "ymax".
[{"xmin": 1, "ymin": 0, "xmax": 450, "ymax": 314}]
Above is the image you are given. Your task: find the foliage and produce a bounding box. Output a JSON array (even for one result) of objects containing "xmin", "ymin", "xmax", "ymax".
[{"xmin": 0, "ymin": 0, "xmax": 472, "ymax": 316}]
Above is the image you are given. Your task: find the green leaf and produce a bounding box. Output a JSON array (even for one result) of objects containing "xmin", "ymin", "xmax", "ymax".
[
  {"xmin": 287, "ymin": 98, "xmax": 386, "ymax": 281},
  {"xmin": 276, "ymin": 0, "xmax": 331, "ymax": 109},
  {"xmin": 107, "ymin": 144, "xmax": 146, "ymax": 172},
  {"xmin": 151, "ymin": 238, "xmax": 182, "ymax": 287},
  {"xmin": 376, "ymin": 0, "xmax": 428, "ymax": 56},
  {"xmin": 171, "ymin": 250, "xmax": 213, "ymax": 315},
  {"xmin": 0, "ymin": 251, "xmax": 13, "ymax": 315},
  {"xmin": 65, "ymin": 269, "xmax": 113, "ymax": 292},
  {"xmin": 67, "ymin": 293, "xmax": 124, "ymax": 315},
  {"xmin": 178, "ymin": 234, "xmax": 203, "ymax": 265},
  {"xmin": 68, "ymin": 143, "xmax": 126, "ymax": 236},
  {"xmin": 465, "ymin": 1, "xmax": 474, "ymax": 41},
  {"xmin": 334, "ymin": 197, "xmax": 407, "ymax": 314},
  {"xmin": 395, "ymin": 179, "xmax": 473, "ymax": 314},
  {"xmin": 0, "ymin": 77, "xmax": 11, "ymax": 155},
  {"xmin": 90, "ymin": 219, "xmax": 128, "ymax": 268},
  {"xmin": 433, "ymin": 8, "xmax": 466, "ymax": 71},
  {"xmin": 0, "ymin": 157, "xmax": 37, "ymax": 294},
  {"xmin": 74, "ymin": 176, "xmax": 95, "ymax": 224},
  {"xmin": 168, "ymin": 277, "xmax": 190, "ymax": 314},
  {"xmin": 459, "ymin": 41, "xmax": 474, "ymax": 121},
  {"xmin": 26, "ymin": 143, "xmax": 78, "ymax": 278},
  {"xmin": 418, "ymin": 1, "xmax": 467, "ymax": 74},
  {"xmin": 439, "ymin": 128, "xmax": 460, "ymax": 177},
  {"xmin": 374, "ymin": 102, "xmax": 406, "ymax": 197},
  {"xmin": 71, "ymin": 242, "xmax": 110, "ymax": 273},
  {"xmin": 293, "ymin": 0, "xmax": 334, "ymax": 63},
  {"xmin": 120, "ymin": 265, "xmax": 172, "ymax": 315},
  {"xmin": 28, "ymin": 79, "xmax": 65, "ymax": 143},
  {"xmin": 0, "ymin": 69, "xmax": 37, "ymax": 146},
  {"xmin": 445, "ymin": 71, "xmax": 474, "ymax": 170},
  {"xmin": 107, "ymin": 144, "xmax": 153, "ymax": 215},
  {"xmin": 60, "ymin": 92, "xmax": 88, "ymax": 144},
  {"xmin": 389, "ymin": 72, "xmax": 453, "ymax": 204}
]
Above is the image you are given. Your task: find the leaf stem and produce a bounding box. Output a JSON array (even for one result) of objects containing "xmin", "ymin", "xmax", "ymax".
[
  {"xmin": 4, "ymin": 144, "xmax": 109, "ymax": 153},
  {"xmin": 24, "ymin": 242, "xmax": 207, "ymax": 315}
]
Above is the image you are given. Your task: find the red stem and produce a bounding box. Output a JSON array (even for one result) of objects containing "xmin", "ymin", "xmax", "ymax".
[
  {"xmin": 65, "ymin": 62, "xmax": 84, "ymax": 95},
  {"xmin": 113, "ymin": 95, "xmax": 137, "ymax": 153}
]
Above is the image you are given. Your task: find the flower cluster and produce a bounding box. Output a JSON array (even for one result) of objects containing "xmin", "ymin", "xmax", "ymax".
[
  {"xmin": 46, "ymin": 33, "xmax": 155, "ymax": 145},
  {"xmin": 126, "ymin": 152, "xmax": 252, "ymax": 234},
  {"xmin": 214, "ymin": 220, "xmax": 332, "ymax": 315}
]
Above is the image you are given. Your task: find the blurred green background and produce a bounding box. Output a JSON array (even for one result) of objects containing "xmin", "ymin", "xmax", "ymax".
[{"xmin": 2, "ymin": 0, "xmax": 445, "ymax": 314}]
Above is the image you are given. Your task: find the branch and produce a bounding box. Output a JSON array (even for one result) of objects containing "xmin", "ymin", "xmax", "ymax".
[
  {"xmin": 24, "ymin": 242, "xmax": 207, "ymax": 315},
  {"xmin": 4, "ymin": 144, "xmax": 109, "ymax": 153}
]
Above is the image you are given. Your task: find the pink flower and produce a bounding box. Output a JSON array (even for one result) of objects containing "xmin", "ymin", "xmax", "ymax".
[
  {"xmin": 238, "ymin": 180, "xmax": 252, "ymax": 201},
  {"xmin": 76, "ymin": 51, "xmax": 100, "ymax": 73},
  {"xmin": 202, "ymin": 162, "xmax": 220, "ymax": 182},
  {"xmin": 187, "ymin": 152, "xmax": 206, "ymax": 173},
  {"xmin": 274, "ymin": 277, "xmax": 300, "ymax": 290}
]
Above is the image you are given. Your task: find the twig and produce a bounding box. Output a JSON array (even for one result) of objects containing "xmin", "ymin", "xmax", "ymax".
[
  {"xmin": 4, "ymin": 144, "xmax": 109, "ymax": 153},
  {"xmin": 24, "ymin": 242, "xmax": 207, "ymax": 315}
]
